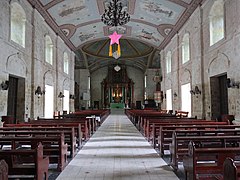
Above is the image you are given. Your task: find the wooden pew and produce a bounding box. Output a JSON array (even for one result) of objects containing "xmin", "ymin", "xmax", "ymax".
[
  {"xmin": 5, "ymin": 122, "xmax": 83, "ymax": 146},
  {"xmin": 171, "ymin": 131, "xmax": 240, "ymax": 170},
  {"xmin": 139, "ymin": 113, "xmax": 175, "ymax": 131},
  {"xmin": 32, "ymin": 118, "xmax": 89, "ymax": 140},
  {"xmin": 0, "ymin": 142, "xmax": 49, "ymax": 180},
  {"xmin": 183, "ymin": 141, "xmax": 240, "ymax": 180},
  {"xmin": 125, "ymin": 109, "xmax": 172, "ymax": 128},
  {"xmin": 0, "ymin": 127, "xmax": 76, "ymax": 158},
  {"xmin": 156, "ymin": 124, "xmax": 240, "ymax": 156},
  {"xmin": 0, "ymin": 133, "xmax": 67, "ymax": 171},
  {"xmin": 147, "ymin": 119, "xmax": 228, "ymax": 142},
  {"xmin": 223, "ymin": 157, "xmax": 240, "ymax": 180},
  {"xmin": 76, "ymin": 109, "xmax": 110, "ymax": 130},
  {"xmin": 61, "ymin": 109, "xmax": 110, "ymax": 124},
  {"xmin": 0, "ymin": 159, "xmax": 8, "ymax": 180}
]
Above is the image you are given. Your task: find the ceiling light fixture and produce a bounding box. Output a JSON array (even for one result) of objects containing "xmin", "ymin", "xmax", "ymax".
[{"xmin": 101, "ymin": 0, "xmax": 130, "ymax": 27}]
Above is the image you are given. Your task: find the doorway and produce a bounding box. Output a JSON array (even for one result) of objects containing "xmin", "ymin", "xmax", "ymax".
[
  {"xmin": 44, "ymin": 85, "xmax": 54, "ymax": 118},
  {"xmin": 210, "ymin": 74, "xmax": 228, "ymax": 120},
  {"xmin": 181, "ymin": 83, "xmax": 191, "ymax": 117},
  {"xmin": 63, "ymin": 90, "xmax": 69, "ymax": 113},
  {"xmin": 7, "ymin": 76, "xmax": 25, "ymax": 123}
]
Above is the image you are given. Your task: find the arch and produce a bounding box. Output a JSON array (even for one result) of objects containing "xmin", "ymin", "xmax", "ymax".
[
  {"xmin": 182, "ymin": 33, "xmax": 190, "ymax": 64},
  {"xmin": 10, "ymin": 2, "xmax": 26, "ymax": 47},
  {"xmin": 6, "ymin": 53, "xmax": 27, "ymax": 78},
  {"xmin": 181, "ymin": 68, "xmax": 192, "ymax": 84},
  {"xmin": 45, "ymin": 35, "xmax": 53, "ymax": 65},
  {"xmin": 208, "ymin": 52, "xmax": 230, "ymax": 77},
  {"xmin": 209, "ymin": 0, "xmax": 225, "ymax": 46},
  {"xmin": 43, "ymin": 70, "xmax": 54, "ymax": 86},
  {"xmin": 63, "ymin": 78, "xmax": 70, "ymax": 90}
]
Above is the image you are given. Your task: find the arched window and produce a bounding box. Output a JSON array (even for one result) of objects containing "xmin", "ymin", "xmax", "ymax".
[
  {"xmin": 10, "ymin": 2, "xmax": 26, "ymax": 47},
  {"xmin": 45, "ymin": 35, "xmax": 53, "ymax": 65},
  {"xmin": 209, "ymin": 0, "xmax": 224, "ymax": 46},
  {"xmin": 63, "ymin": 52, "xmax": 69, "ymax": 74},
  {"xmin": 166, "ymin": 51, "xmax": 171, "ymax": 74},
  {"xmin": 182, "ymin": 33, "xmax": 190, "ymax": 64}
]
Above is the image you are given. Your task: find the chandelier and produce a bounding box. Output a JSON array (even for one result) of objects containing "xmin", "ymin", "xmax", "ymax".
[{"xmin": 101, "ymin": 0, "xmax": 130, "ymax": 27}]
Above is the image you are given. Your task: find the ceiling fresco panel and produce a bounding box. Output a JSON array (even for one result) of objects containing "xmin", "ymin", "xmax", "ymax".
[
  {"xmin": 47, "ymin": 0, "xmax": 99, "ymax": 26},
  {"xmin": 70, "ymin": 22, "xmax": 105, "ymax": 47},
  {"xmin": 127, "ymin": 22, "xmax": 164, "ymax": 47},
  {"xmin": 132, "ymin": 0, "xmax": 185, "ymax": 25}
]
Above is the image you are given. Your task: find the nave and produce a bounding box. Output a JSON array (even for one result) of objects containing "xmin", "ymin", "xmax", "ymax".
[{"xmin": 56, "ymin": 109, "xmax": 179, "ymax": 180}]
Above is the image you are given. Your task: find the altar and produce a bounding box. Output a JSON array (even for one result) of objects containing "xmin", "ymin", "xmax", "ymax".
[
  {"xmin": 110, "ymin": 103, "xmax": 125, "ymax": 109},
  {"xmin": 101, "ymin": 65, "xmax": 134, "ymax": 109}
]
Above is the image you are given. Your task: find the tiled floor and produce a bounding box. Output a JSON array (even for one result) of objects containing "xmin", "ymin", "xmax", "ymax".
[{"xmin": 56, "ymin": 109, "xmax": 179, "ymax": 180}]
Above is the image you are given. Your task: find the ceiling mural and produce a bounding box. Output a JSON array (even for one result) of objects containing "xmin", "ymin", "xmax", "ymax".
[
  {"xmin": 28, "ymin": 0, "xmax": 202, "ymax": 72},
  {"xmin": 132, "ymin": 0, "xmax": 185, "ymax": 25},
  {"xmin": 47, "ymin": 0, "xmax": 99, "ymax": 26},
  {"xmin": 127, "ymin": 21, "xmax": 164, "ymax": 47},
  {"xmin": 70, "ymin": 22, "xmax": 105, "ymax": 47}
]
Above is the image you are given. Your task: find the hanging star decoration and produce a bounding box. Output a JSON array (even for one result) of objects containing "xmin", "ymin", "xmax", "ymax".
[{"xmin": 108, "ymin": 31, "xmax": 122, "ymax": 59}]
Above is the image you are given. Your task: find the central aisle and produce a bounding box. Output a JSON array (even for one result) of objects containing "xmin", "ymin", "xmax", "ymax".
[{"xmin": 57, "ymin": 109, "xmax": 179, "ymax": 180}]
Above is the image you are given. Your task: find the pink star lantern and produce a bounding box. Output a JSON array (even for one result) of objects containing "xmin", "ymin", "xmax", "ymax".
[{"xmin": 109, "ymin": 31, "xmax": 122, "ymax": 45}]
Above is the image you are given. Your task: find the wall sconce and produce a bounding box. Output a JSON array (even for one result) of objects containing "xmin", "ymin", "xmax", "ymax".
[
  {"xmin": 58, "ymin": 92, "xmax": 65, "ymax": 98},
  {"xmin": 190, "ymin": 86, "xmax": 201, "ymax": 95},
  {"xmin": 69, "ymin": 94, "xmax": 75, "ymax": 99},
  {"xmin": 0, "ymin": 81, "xmax": 9, "ymax": 90},
  {"xmin": 227, "ymin": 78, "xmax": 240, "ymax": 89},
  {"xmin": 194, "ymin": 86, "xmax": 201, "ymax": 94},
  {"xmin": 174, "ymin": 92, "xmax": 178, "ymax": 97},
  {"xmin": 35, "ymin": 86, "xmax": 44, "ymax": 98}
]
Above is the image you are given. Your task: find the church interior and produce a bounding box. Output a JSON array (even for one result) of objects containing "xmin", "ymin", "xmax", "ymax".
[{"xmin": 0, "ymin": 0, "xmax": 240, "ymax": 179}]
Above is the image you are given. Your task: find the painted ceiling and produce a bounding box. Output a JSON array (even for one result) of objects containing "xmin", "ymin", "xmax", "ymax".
[{"xmin": 28, "ymin": 0, "xmax": 202, "ymax": 72}]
